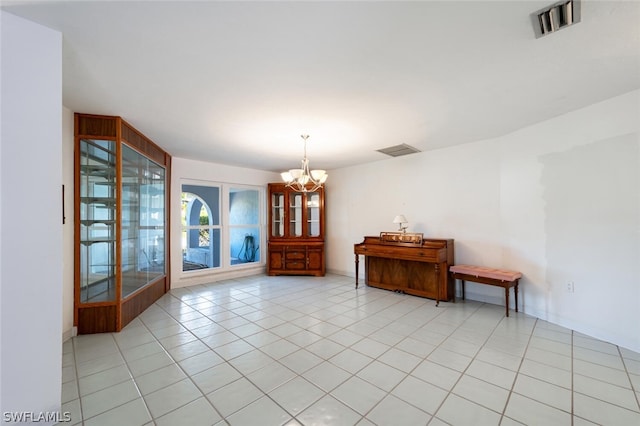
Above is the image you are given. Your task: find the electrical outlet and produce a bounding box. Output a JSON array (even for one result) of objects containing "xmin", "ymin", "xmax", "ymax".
[{"xmin": 567, "ymin": 281, "xmax": 575, "ymax": 293}]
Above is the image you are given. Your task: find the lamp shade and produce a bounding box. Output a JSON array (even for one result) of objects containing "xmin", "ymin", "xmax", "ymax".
[
  {"xmin": 310, "ymin": 169, "xmax": 326, "ymax": 181},
  {"xmin": 289, "ymin": 169, "xmax": 303, "ymax": 180},
  {"xmin": 281, "ymin": 172, "xmax": 293, "ymax": 183},
  {"xmin": 393, "ymin": 215, "xmax": 408, "ymax": 224}
]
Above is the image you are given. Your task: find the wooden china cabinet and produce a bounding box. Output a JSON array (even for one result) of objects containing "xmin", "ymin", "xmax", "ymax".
[
  {"xmin": 74, "ymin": 113, "xmax": 171, "ymax": 334},
  {"xmin": 267, "ymin": 183, "xmax": 325, "ymax": 276}
]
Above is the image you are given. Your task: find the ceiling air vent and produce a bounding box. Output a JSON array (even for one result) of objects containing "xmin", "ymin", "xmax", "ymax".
[
  {"xmin": 532, "ymin": 0, "xmax": 581, "ymax": 38},
  {"xmin": 376, "ymin": 143, "xmax": 421, "ymax": 158}
]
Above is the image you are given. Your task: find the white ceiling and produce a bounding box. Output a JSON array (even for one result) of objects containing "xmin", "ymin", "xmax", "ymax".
[{"xmin": 3, "ymin": 0, "xmax": 639, "ymax": 172}]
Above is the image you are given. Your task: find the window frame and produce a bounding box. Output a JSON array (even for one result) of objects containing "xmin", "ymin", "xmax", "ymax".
[{"xmin": 180, "ymin": 180, "xmax": 265, "ymax": 276}]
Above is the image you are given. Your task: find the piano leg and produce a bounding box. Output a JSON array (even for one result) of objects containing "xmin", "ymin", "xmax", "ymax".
[
  {"xmin": 435, "ymin": 263, "xmax": 440, "ymax": 306},
  {"xmin": 355, "ymin": 254, "xmax": 359, "ymax": 289}
]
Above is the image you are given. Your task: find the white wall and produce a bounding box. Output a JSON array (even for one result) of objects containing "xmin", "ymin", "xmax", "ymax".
[
  {"xmin": 326, "ymin": 90, "xmax": 640, "ymax": 353},
  {"xmin": 1, "ymin": 10, "xmax": 63, "ymax": 421},
  {"xmin": 171, "ymin": 157, "xmax": 280, "ymax": 288},
  {"xmin": 498, "ymin": 91, "xmax": 639, "ymax": 351},
  {"xmin": 62, "ymin": 107, "xmax": 75, "ymax": 341}
]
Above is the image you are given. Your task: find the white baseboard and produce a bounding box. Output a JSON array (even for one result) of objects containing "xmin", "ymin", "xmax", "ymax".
[
  {"xmin": 172, "ymin": 265, "xmax": 266, "ymax": 289},
  {"xmin": 326, "ymin": 268, "xmax": 354, "ymax": 278}
]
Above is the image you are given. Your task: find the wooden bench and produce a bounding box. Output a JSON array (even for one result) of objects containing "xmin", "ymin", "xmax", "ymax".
[{"xmin": 449, "ymin": 265, "xmax": 522, "ymax": 317}]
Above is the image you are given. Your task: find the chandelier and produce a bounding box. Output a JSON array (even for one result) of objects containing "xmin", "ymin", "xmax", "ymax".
[{"xmin": 280, "ymin": 135, "xmax": 328, "ymax": 192}]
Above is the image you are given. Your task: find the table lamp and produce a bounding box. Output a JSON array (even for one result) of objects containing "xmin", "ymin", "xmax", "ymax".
[{"xmin": 393, "ymin": 215, "xmax": 408, "ymax": 233}]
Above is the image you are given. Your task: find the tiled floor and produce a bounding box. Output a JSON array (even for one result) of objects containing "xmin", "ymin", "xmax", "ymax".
[{"xmin": 60, "ymin": 274, "xmax": 640, "ymax": 425}]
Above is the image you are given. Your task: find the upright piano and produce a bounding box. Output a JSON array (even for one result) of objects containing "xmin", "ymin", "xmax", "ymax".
[{"xmin": 354, "ymin": 233, "xmax": 455, "ymax": 305}]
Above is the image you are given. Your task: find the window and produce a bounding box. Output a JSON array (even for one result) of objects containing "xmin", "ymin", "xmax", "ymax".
[
  {"xmin": 229, "ymin": 187, "xmax": 261, "ymax": 265},
  {"xmin": 181, "ymin": 185, "xmax": 221, "ymax": 271},
  {"xmin": 181, "ymin": 183, "xmax": 263, "ymax": 272}
]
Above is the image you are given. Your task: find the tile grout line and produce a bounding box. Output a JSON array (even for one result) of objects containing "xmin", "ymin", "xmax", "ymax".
[
  {"xmin": 150, "ymin": 294, "xmax": 251, "ymax": 423},
  {"xmin": 155, "ymin": 279, "xmax": 351, "ymax": 423},
  {"xmin": 407, "ymin": 301, "xmax": 504, "ymax": 424},
  {"xmin": 330, "ymin": 294, "xmax": 465, "ymax": 424},
  {"xmin": 571, "ymin": 338, "xmax": 640, "ymax": 418},
  {"xmin": 617, "ymin": 344, "xmax": 640, "ymax": 413},
  {"xmin": 73, "ymin": 332, "xmax": 149, "ymax": 424},
  {"xmin": 252, "ymin": 278, "xmax": 387, "ymax": 424},
  {"xmin": 79, "ymin": 284, "xmax": 473, "ymax": 423},
  {"xmin": 279, "ymin": 288, "xmax": 422, "ymax": 423},
  {"xmin": 287, "ymin": 284, "xmax": 456, "ymax": 423},
  {"xmin": 499, "ymin": 316, "xmax": 538, "ymax": 425},
  {"xmin": 66, "ymin": 275, "xmax": 640, "ymax": 425},
  {"xmin": 571, "ymin": 329, "xmax": 574, "ymax": 426},
  {"xmin": 111, "ymin": 302, "xmax": 228, "ymax": 423},
  {"xmin": 108, "ymin": 330, "xmax": 156, "ymax": 425},
  {"xmin": 422, "ymin": 300, "xmax": 490, "ymax": 423},
  {"xmin": 75, "ymin": 286, "xmax": 453, "ymax": 425},
  {"xmin": 69, "ymin": 336, "xmax": 84, "ymax": 426}
]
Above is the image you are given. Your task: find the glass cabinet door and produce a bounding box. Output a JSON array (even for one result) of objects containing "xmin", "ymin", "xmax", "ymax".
[
  {"xmin": 289, "ymin": 192, "xmax": 303, "ymax": 237},
  {"xmin": 306, "ymin": 192, "xmax": 321, "ymax": 237},
  {"xmin": 271, "ymin": 191, "xmax": 285, "ymax": 237},
  {"xmin": 121, "ymin": 144, "xmax": 165, "ymax": 299},
  {"xmin": 79, "ymin": 139, "xmax": 117, "ymax": 303}
]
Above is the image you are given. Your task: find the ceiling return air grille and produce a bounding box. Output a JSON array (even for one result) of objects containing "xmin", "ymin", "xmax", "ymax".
[
  {"xmin": 532, "ymin": 0, "xmax": 581, "ymax": 38},
  {"xmin": 376, "ymin": 143, "xmax": 421, "ymax": 158}
]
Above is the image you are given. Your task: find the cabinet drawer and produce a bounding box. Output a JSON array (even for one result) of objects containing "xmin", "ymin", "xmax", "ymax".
[
  {"xmin": 286, "ymin": 261, "xmax": 306, "ymax": 270},
  {"xmin": 286, "ymin": 251, "xmax": 306, "ymax": 260}
]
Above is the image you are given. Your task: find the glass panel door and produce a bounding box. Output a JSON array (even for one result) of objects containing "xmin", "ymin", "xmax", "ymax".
[
  {"xmin": 121, "ymin": 144, "xmax": 165, "ymax": 298},
  {"xmin": 271, "ymin": 191, "xmax": 285, "ymax": 237},
  {"xmin": 289, "ymin": 192, "xmax": 303, "ymax": 237},
  {"xmin": 306, "ymin": 192, "xmax": 321, "ymax": 237},
  {"xmin": 79, "ymin": 139, "xmax": 117, "ymax": 303}
]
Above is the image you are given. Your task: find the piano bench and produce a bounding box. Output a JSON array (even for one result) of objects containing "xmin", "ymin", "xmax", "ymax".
[{"xmin": 449, "ymin": 265, "xmax": 522, "ymax": 317}]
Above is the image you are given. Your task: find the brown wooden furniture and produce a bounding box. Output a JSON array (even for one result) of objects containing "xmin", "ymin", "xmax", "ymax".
[
  {"xmin": 74, "ymin": 113, "xmax": 171, "ymax": 333},
  {"xmin": 267, "ymin": 183, "xmax": 325, "ymax": 276},
  {"xmin": 450, "ymin": 264, "xmax": 522, "ymax": 317},
  {"xmin": 354, "ymin": 234, "xmax": 454, "ymax": 304}
]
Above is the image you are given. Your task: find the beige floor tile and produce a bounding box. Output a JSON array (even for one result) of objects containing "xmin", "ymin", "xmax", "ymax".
[{"xmin": 61, "ymin": 274, "xmax": 640, "ymax": 426}]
